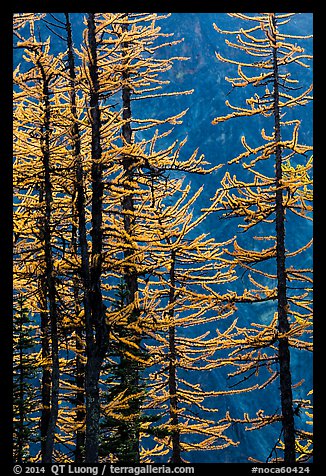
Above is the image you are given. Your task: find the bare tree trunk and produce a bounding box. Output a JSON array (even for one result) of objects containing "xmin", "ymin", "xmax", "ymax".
[
  {"xmin": 72, "ymin": 225, "xmax": 86, "ymax": 462},
  {"xmin": 75, "ymin": 321, "xmax": 86, "ymax": 462},
  {"xmin": 84, "ymin": 13, "xmax": 108, "ymax": 463},
  {"xmin": 168, "ymin": 250, "xmax": 181, "ymax": 463},
  {"xmin": 271, "ymin": 13, "xmax": 296, "ymax": 464},
  {"xmin": 85, "ymin": 355, "xmax": 102, "ymax": 462},
  {"xmin": 40, "ymin": 284, "xmax": 51, "ymax": 459},
  {"xmin": 118, "ymin": 17, "xmax": 140, "ymax": 463},
  {"xmin": 66, "ymin": 12, "xmax": 107, "ymax": 463},
  {"xmin": 38, "ymin": 66, "xmax": 60, "ymax": 463},
  {"xmin": 65, "ymin": 13, "xmax": 87, "ymax": 462},
  {"xmin": 17, "ymin": 301, "xmax": 25, "ymax": 463}
]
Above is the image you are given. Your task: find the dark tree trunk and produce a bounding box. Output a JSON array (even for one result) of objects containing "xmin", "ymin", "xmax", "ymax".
[
  {"xmin": 66, "ymin": 12, "xmax": 107, "ymax": 463},
  {"xmin": 17, "ymin": 303, "xmax": 25, "ymax": 463},
  {"xmin": 38, "ymin": 178, "xmax": 51, "ymax": 460},
  {"xmin": 84, "ymin": 13, "xmax": 109, "ymax": 463},
  {"xmin": 168, "ymin": 250, "xmax": 181, "ymax": 463},
  {"xmin": 40, "ymin": 294, "xmax": 51, "ymax": 459},
  {"xmin": 38, "ymin": 67, "xmax": 60, "ymax": 463},
  {"xmin": 72, "ymin": 228, "xmax": 86, "ymax": 463},
  {"xmin": 87, "ymin": 14, "xmax": 105, "ymax": 349},
  {"xmin": 65, "ymin": 11, "xmax": 92, "ymax": 322},
  {"xmin": 271, "ymin": 14, "xmax": 296, "ymax": 464},
  {"xmin": 71, "ymin": 197, "xmax": 86, "ymax": 462},
  {"xmin": 118, "ymin": 17, "xmax": 141, "ymax": 463},
  {"xmin": 156, "ymin": 214, "xmax": 182, "ymax": 463},
  {"xmin": 65, "ymin": 13, "xmax": 87, "ymax": 462},
  {"xmin": 85, "ymin": 355, "xmax": 102, "ymax": 463},
  {"xmin": 75, "ymin": 321, "xmax": 86, "ymax": 462}
]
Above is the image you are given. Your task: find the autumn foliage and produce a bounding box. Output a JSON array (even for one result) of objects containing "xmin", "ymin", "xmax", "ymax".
[{"xmin": 13, "ymin": 12, "xmax": 312, "ymax": 464}]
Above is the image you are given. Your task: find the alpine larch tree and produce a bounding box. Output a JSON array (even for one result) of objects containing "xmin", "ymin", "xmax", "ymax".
[
  {"xmin": 87, "ymin": 13, "xmax": 236, "ymax": 462},
  {"xmin": 75, "ymin": 12, "xmax": 198, "ymax": 462},
  {"xmin": 208, "ymin": 13, "xmax": 313, "ymax": 463},
  {"xmin": 13, "ymin": 15, "xmax": 73, "ymax": 461},
  {"xmin": 13, "ymin": 295, "xmax": 39, "ymax": 462},
  {"xmin": 141, "ymin": 178, "xmax": 240, "ymax": 462}
]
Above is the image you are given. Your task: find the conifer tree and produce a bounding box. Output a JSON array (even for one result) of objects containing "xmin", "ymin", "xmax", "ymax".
[
  {"xmin": 62, "ymin": 12, "xmax": 87, "ymax": 462},
  {"xmin": 14, "ymin": 34, "xmax": 60, "ymax": 463},
  {"xmin": 81, "ymin": 13, "xmax": 109, "ymax": 463},
  {"xmin": 13, "ymin": 295, "xmax": 39, "ymax": 462},
  {"xmin": 140, "ymin": 178, "xmax": 240, "ymax": 462},
  {"xmin": 85, "ymin": 13, "xmax": 200, "ymax": 462},
  {"xmin": 209, "ymin": 13, "xmax": 313, "ymax": 463},
  {"xmin": 56, "ymin": 12, "xmax": 197, "ymax": 462},
  {"xmin": 13, "ymin": 15, "xmax": 78, "ymax": 461}
]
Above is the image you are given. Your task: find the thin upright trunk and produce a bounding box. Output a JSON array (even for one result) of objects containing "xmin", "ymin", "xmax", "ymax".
[
  {"xmin": 64, "ymin": 11, "xmax": 93, "ymax": 337},
  {"xmin": 119, "ymin": 17, "xmax": 140, "ymax": 463},
  {"xmin": 84, "ymin": 13, "xmax": 108, "ymax": 463},
  {"xmin": 38, "ymin": 66, "xmax": 60, "ymax": 463},
  {"xmin": 156, "ymin": 212, "xmax": 181, "ymax": 462},
  {"xmin": 271, "ymin": 13, "xmax": 296, "ymax": 464},
  {"xmin": 65, "ymin": 13, "xmax": 87, "ymax": 462},
  {"xmin": 75, "ymin": 323, "xmax": 86, "ymax": 462},
  {"xmin": 85, "ymin": 357, "xmax": 102, "ymax": 462},
  {"xmin": 72, "ymin": 227, "xmax": 85, "ymax": 462},
  {"xmin": 40, "ymin": 290, "xmax": 51, "ymax": 459},
  {"xmin": 17, "ymin": 304, "xmax": 24, "ymax": 463},
  {"xmin": 168, "ymin": 250, "xmax": 181, "ymax": 463},
  {"xmin": 38, "ymin": 185, "xmax": 51, "ymax": 458},
  {"xmin": 157, "ymin": 213, "xmax": 182, "ymax": 462},
  {"xmin": 66, "ymin": 12, "xmax": 106, "ymax": 463},
  {"xmin": 88, "ymin": 14, "xmax": 105, "ymax": 338}
]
